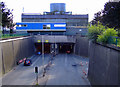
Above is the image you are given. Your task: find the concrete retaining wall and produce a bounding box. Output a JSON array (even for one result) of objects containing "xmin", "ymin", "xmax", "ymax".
[
  {"xmin": 0, "ymin": 36, "xmax": 35, "ymax": 75},
  {"xmin": 88, "ymin": 41, "xmax": 120, "ymax": 85},
  {"xmin": 66, "ymin": 28, "xmax": 88, "ymax": 35},
  {"xmin": 0, "ymin": 43, "xmax": 2, "ymax": 77},
  {"xmin": 74, "ymin": 35, "xmax": 89, "ymax": 57}
]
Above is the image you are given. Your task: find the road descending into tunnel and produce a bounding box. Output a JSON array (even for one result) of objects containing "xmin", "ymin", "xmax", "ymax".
[{"xmin": 2, "ymin": 54, "xmax": 90, "ymax": 86}]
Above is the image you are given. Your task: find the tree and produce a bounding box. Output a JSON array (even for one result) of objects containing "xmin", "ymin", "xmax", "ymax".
[
  {"xmin": 0, "ymin": 2, "xmax": 14, "ymax": 34},
  {"xmin": 97, "ymin": 28, "xmax": 118, "ymax": 44},
  {"xmin": 102, "ymin": 2, "xmax": 120, "ymax": 29},
  {"xmin": 91, "ymin": 11, "xmax": 102, "ymax": 25},
  {"xmin": 88, "ymin": 22, "xmax": 105, "ymax": 42},
  {"xmin": 91, "ymin": 1, "xmax": 120, "ymax": 36}
]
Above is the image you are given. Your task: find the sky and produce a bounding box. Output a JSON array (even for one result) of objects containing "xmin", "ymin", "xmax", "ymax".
[{"xmin": 1, "ymin": 0, "xmax": 110, "ymax": 22}]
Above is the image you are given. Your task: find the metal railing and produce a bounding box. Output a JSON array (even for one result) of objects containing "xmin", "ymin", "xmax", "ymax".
[
  {"xmin": 108, "ymin": 36, "xmax": 120, "ymax": 46},
  {"xmin": 1, "ymin": 33, "xmax": 30, "ymax": 39}
]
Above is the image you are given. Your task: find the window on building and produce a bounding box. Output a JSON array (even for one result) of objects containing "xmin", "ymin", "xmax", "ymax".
[
  {"xmin": 17, "ymin": 24, "xmax": 27, "ymax": 27},
  {"xmin": 43, "ymin": 24, "xmax": 51, "ymax": 29},
  {"xmin": 17, "ymin": 25, "xmax": 21, "ymax": 27},
  {"xmin": 21, "ymin": 25, "xmax": 27, "ymax": 27}
]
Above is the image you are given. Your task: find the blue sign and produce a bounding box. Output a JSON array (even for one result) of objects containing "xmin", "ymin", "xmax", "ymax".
[{"xmin": 16, "ymin": 22, "xmax": 66, "ymax": 31}]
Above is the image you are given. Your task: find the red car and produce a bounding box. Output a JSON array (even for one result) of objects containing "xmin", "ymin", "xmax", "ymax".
[
  {"xmin": 66, "ymin": 51, "xmax": 70, "ymax": 53},
  {"xmin": 17, "ymin": 59, "xmax": 23, "ymax": 65}
]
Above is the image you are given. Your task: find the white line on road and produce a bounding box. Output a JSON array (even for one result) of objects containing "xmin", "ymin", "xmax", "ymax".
[{"xmin": 31, "ymin": 56, "xmax": 41, "ymax": 66}]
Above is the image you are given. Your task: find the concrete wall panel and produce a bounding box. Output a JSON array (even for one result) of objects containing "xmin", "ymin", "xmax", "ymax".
[
  {"xmin": 88, "ymin": 42, "xmax": 120, "ymax": 85},
  {"xmin": 106, "ymin": 49, "xmax": 118, "ymax": 85},
  {"xmin": 118, "ymin": 52, "xmax": 120, "ymax": 85},
  {"xmin": 75, "ymin": 35, "xmax": 89, "ymax": 57},
  {"xmin": 0, "ymin": 36, "xmax": 35, "ymax": 75},
  {"xmin": 13, "ymin": 40, "xmax": 22, "ymax": 64},
  {"xmin": 0, "ymin": 43, "xmax": 2, "ymax": 77},
  {"xmin": 2, "ymin": 41, "xmax": 14, "ymax": 74},
  {"xmin": 27, "ymin": 38, "xmax": 34, "ymax": 55}
]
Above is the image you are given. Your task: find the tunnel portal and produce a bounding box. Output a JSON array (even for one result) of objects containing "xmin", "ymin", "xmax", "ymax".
[{"xmin": 34, "ymin": 43, "xmax": 74, "ymax": 54}]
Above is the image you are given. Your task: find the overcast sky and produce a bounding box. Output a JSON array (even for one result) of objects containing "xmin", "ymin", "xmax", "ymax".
[{"xmin": 1, "ymin": 0, "xmax": 109, "ymax": 22}]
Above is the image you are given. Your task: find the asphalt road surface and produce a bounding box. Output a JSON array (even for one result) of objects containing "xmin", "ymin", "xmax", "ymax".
[{"xmin": 2, "ymin": 54, "xmax": 90, "ymax": 86}]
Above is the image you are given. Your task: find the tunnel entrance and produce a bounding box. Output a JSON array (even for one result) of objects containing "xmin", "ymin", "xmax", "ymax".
[
  {"xmin": 35, "ymin": 43, "xmax": 50, "ymax": 54},
  {"xmin": 35, "ymin": 43, "xmax": 74, "ymax": 54},
  {"xmin": 59, "ymin": 43, "xmax": 74, "ymax": 53}
]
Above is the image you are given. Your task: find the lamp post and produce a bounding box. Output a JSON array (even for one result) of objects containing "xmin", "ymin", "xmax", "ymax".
[
  {"xmin": 42, "ymin": 35, "xmax": 45, "ymax": 77},
  {"xmin": 79, "ymin": 29, "xmax": 82, "ymax": 36},
  {"xmin": 54, "ymin": 36, "xmax": 56, "ymax": 56}
]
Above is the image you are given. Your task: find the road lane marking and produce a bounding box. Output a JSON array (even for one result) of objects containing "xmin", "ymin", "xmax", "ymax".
[{"xmin": 32, "ymin": 56, "xmax": 41, "ymax": 66}]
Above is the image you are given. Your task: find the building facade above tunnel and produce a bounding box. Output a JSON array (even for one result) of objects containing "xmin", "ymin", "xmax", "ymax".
[
  {"xmin": 19, "ymin": 13, "xmax": 88, "ymax": 35},
  {"xmin": 16, "ymin": 3, "xmax": 88, "ymax": 35}
]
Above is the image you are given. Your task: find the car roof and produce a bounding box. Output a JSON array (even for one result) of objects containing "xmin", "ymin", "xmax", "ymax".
[{"xmin": 26, "ymin": 59, "xmax": 31, "ymax": 60}]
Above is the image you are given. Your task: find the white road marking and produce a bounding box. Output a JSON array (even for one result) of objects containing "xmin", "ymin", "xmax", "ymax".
[{"xmin": 31, "ymin": 56, "xmax": 41, "ymax": 66}]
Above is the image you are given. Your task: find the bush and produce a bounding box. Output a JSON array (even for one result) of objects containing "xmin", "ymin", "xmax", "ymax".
[
  {"xmin": 118, "ymin": 39, "xmax": 120, "ymax": 47},
  {"xmin": 88, "ymin": 22, "xmax": 105, "ymax": 42},
  {"xmin": 0, "ymin": 30, "xmax": 2, "ymax": 38},
  {"xmin": 97, "ymin": 28, "xmax": 118, "ymax": 44}
]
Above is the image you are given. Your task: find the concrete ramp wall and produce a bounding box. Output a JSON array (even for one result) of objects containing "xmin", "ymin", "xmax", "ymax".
[
  {"xmin": 0, "ymin": 43, "xmax": 2, "ymax": 77},
  {"xmin": 74, "ymin": 35, "xmax": 89, "ymax": 57},
  {"xmin": 0, "ymin": 36, "xmax": 34, "ymax": 75},
  {"xmin": 88, "ymin": 42, "xmax": 120, "ymax": 85}
]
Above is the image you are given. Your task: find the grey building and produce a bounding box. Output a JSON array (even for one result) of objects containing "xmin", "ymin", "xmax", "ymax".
[
  {"xmin": 21, "ymin": 3, "xmax": 88, "ymax": 35},
  {"xmin": 50, "ymin": 3, "xmax": 66, "ymax": 12}
]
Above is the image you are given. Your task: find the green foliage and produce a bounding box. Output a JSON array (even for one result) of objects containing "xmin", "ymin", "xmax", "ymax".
[
  {"xmin": 0, "ymin": 2, "xmax": 14, "ymax": 34},
  {"xmin": 0, "ymin": 31, "xmax": 1, "ymax": 33},
  {"xmin": 91, "ymin": 2, "xmax": 120, "ymax": 37},
  {"xmin": 88, "ymin": 22, "xmax": 105, "ymax": 42},
  {"xmin": 102, "ymin": 2, "xmax": 120, "ymax": 29},
  {"xmin": 97, "ymin": 28, "xmax": 118, "ymax": 44},
  {"xmin": 117, "ymin": 39, "xmax": 120, "ymax": 47},
  {"xmin": 0, "ymin": 30, "xmax": 2, "ymax": 38},
  {"xmin": 91, "ymin": 11, "xmax": 102, "ymax": 25},
  {"xmin": 88, "ymin": 22, "xmax": 119, "ymax": 46}
]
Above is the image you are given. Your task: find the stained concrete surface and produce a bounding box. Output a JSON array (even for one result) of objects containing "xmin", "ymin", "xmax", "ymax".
[
  {"xmin": 88, "ymin": 42, "xmax": 120, "ymax": 85},
  {"xmin": 2, "ymin": 54, "xmax": 90, "ymax": 86},
  {"xmin": 1, "ymin": 37, "xmax": 34, "ymax": 75},
  {"xmin": 0, "ymin": 43, "xmax": 2, "ymax": 87},
  {"xmin": 38, "ymin": 54, "xmax": 90, "ymax": 86},
  {"xmin": 2, "ymin": 55, "xmax": 50, "ymax": 85}
]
